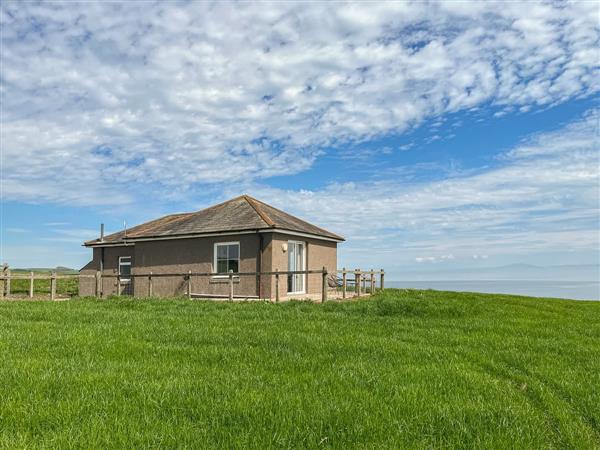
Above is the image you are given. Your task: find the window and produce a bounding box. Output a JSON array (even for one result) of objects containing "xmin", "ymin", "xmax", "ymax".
[
  {"xmin": 287, "ymin": 241, "xmax": 306, "ymax": 294},
  {"xmin": 118, "ymin": 256, "xmax": 132, "ymax": 282},
  {"xmin": 214, "ymin": 242, "xmax": 240, "ymax": 275}
]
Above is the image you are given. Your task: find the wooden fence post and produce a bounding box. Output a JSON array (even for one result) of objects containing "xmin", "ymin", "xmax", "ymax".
[
  {"xmin": 0, "ymin": 264, "xmax": 8, "ymax": 298},
  {"xmin": 29, "ymin": 271, "xmax": 34, "ymax": 298},
  {"xmin": 256, "ymin": 272, "xmax": 261, "ymax": 299},
  {"xmin": 50, "ymin": 272, "xmax": 57, "ymax": 301},
  {"xmin": 148, "ymin": 271, "xmax": 153, "ymax": 297},
  {"xmin": 355, "ymin": 269, "xmax": 361, "ymax": 296},
  {"xmin": 380, "ymin": 269, "xmax": 385, "ymax": 290},
  {"xmin": 275, "ymin": 269, "xmax": 280, "ymax": 303},
  {"xmin": 95, "ymin": 271, "xmax": 101, "ymax": 298},
  {"xmin": 342, "ymin": 267, "xmax": 347, "ymax": 299},
  {"xmin": 117, "ymin": 273, "xmax": 121, "ymax": 296},
  {"xmin": 187, "ymin": 270, "xmax": 192, "ymax": 300},
  {"xmin": 321, "ymin": 266, "xmax": 328, "ymax": 303},
  {"xmin": 228, "ymin": 270, "xmax": 233, "ymax": 301},
  {"xmin": 0, "ymin": 264, "xmax": 6, "ymax": 299},
  {"xmin": 5, "ymin": 267, "xmax": 10, "ymax": 296},
  {"xmin": 370, "ymin": 270, "xmax": 375, "ymax": 294}
]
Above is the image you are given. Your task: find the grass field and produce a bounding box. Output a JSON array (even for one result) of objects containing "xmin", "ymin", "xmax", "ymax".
[{"xmin": 0, "ymin": 289, "xmax": 598, "ymax": 448}]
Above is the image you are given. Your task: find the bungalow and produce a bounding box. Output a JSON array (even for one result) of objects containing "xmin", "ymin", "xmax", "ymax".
[{"xmin": 79, "ymin": 195, "xmax": 344, "ymax": 299}]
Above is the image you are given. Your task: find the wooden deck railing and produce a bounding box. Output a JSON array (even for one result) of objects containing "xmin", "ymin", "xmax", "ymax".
[{"xmin": 0, "ymin": 264, "xmax": 385, "ymax": 303}]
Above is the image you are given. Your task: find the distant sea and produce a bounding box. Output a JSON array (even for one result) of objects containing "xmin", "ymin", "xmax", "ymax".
[{"xmin": 387, "ymin": 280, "xmax": 600, "ymax": 301}]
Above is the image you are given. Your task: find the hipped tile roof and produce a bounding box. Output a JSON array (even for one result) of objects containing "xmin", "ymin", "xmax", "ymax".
[{"xmin": 84, "ymin": 195, "xmax": 344, "ymax": 245}]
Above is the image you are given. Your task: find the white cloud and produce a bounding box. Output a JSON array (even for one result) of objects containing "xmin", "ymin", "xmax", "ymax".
[
  {"xmin": 6, "ymin": 227, "xmax": 27, "ymax": 233},
  {"xmin": 416, "ymin": 256, "xmax": 436, "ymax": 263},
  {"xmin": 1, "ymin": 2, "xmax": 598, "ymax": 205},
  {"xmin": 416, "ymin": 254, "xmax": 454, "ymax": 263},
  {"xmin": 41, "ymin": 227, "xmax": 103, "ymax": 244}
]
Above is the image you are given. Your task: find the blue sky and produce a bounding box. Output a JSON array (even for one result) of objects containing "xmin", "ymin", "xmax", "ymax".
[{"xmin": 1, "ymin": 2, "xmax": 598, "ymax": 279}]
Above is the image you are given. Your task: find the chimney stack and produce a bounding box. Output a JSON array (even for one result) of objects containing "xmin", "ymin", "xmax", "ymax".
[{"xmin": 100, "ymin": 223, "xmax": 105, "ymax": 242}]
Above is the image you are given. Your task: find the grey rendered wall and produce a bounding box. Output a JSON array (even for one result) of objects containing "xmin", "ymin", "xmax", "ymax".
[
  {"xmin": 80, "ymin": 236, "xmax": 261, "ymax": 298},
  {"xmin": 131, "ymin": 234, "xmax": 261, "ymax": 297},
  {"xmin": 265, "ymin": 232, "xmax": 337, "ymax": 300},
  {"xmin": 79, "ymin": 246, "xmax": 135, "ymax": 296},
  {"xmin": 79, "ymin": 250, "xmax": 100, "ymax": 296}
]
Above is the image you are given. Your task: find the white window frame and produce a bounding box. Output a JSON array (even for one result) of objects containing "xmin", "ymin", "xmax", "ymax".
[
  {"xmin": 213, "ymin": 241, "xmax": 240, "ymax": 278},
  {"xmin": 287, "ymin": 240, "xmax": 306, "ymax": 294},
  {"xmin": 118, "ymin": 256, "xmax": 132, "ymax": 282}
]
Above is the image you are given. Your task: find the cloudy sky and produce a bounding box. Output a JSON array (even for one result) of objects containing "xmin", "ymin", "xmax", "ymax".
[{"xmin": 1, "ymin": 1, "xmax": 599, "ymax": 278}]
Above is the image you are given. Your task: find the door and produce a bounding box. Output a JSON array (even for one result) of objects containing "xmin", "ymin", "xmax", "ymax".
[{"xmin": 287, "ymin": 241, "xmax": 305, "ymax": 294}]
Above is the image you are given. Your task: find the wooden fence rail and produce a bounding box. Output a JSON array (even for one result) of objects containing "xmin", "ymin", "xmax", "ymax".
[{"xmin": 1, "ymin": 267, "xmax": 385, "ymax": 303}]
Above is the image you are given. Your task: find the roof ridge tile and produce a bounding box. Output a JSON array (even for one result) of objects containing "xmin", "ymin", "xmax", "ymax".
[{"xmin": 244, "ymin": 195, "xmax": 275, "ymax": 227}]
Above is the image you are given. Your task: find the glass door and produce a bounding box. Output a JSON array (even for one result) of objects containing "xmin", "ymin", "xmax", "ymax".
[{"xmin": 287, "ymin": 241, "xmax": 305, "ymax": 294}]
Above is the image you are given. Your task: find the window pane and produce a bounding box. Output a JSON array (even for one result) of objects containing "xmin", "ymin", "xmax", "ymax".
[
  {"xmin": 215, "ymin": 243, "xmax": 239, "ymax": 274},
  {"xmin": 228, "ymin": 244, "xmax": 239, "ymax": 259},
  {"xmin": 217, "ymin": 259, "xmax": 228, "ymax": 273},
  {"xmin": 288, "ymin": 243, "xmax": 295, "ymax": 270},
  {"xmin": 120, "ymin": 265, "xmax": 131, "ymax": 277}
]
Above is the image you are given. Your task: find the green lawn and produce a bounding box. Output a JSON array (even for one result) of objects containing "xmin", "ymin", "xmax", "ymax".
[{"xmin": 0, "ymin": 289, "xmax": 598, "ymax": 448}]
